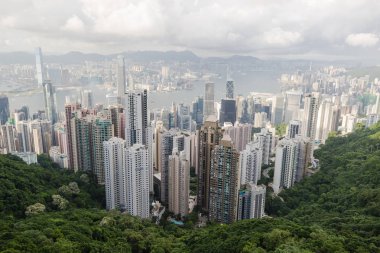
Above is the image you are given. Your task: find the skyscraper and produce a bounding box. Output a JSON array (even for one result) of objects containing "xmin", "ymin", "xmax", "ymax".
[
  {"xmin": 302, "ymin": 93, "xmax": 319, "ymax": 140},
  {"xmin": 124, "ymin": 89, "xmax": 153, "ymax": 192},
  {"xmin": 240, "ymin": 141, "xmax": 263, "ymax": 186},
  {"xmin": 65, "ymin": 103, "xmax": 81, "ymax": 169},
  {"xmin": 125, "ymin": 144, "xmax": 150, "ymax": 218},
  {"xmin": 104, "ymin": 137, "xmax": 126, "ymax": 210},
  {"xmin": 198, "ymin": 116, "xmax": 222, "ymax": 211},
  {"xmin": 0, "ymin": 95, "xmax": 10, "ymax": 125},
  {"xmin": 254, "ymin": 128, "xmax": 273, "ymax": 165},
  {"xmin": 315, "ymin": 98, "xmax": 334, "ymax": 143},
  {"xmin": 203, "ymin": 82, "xmax": 215, "ymax": 120},
  {"xmin": 219, "ymin": 99, "xmax": 237, "ymax": 125},
  {"xmin": 284, "ymin": 90, "xmax": 302, "ymax": 123},
  {"xmin": 273, "ymin": 138, "xmax": 299, "ymax": 194},
  {"xmin": 35, "ymin": 47, "xmax": 45, "ymax": 88},
  {"xmin": 271, "ymin": 95, "xmax": 284, "ymax": 125},
  {"xmin": 92, "ymin": 118, "xmax": 113, "ymax": 184},
  {"xmin": 237, "ymin": 183, "xmax": 266, "ymax": 220},
  {"xmin": 287, "ymin": 120, "xmax": 302, "ymax": 138},
  {"xmin": 209, "ymin": 134, "xmax": 239, "ymax": 224},
  {"xmin": 81, "ymin": 90, "xmax": 94, "ymax": 109},
  {"xmin": 168, "ymin": 150, "xmax": 190, "ymax": 217},
  {"xmin": 191, "ymin": 96, "xmax": 204, "ymax": 126},
  {"xmin": 117, "ymin": 55, "xmax": 126, "ymax": 97},
  {"xmin": 223, "ymin": 122, "xmax": 252, "ymax": 152},
  {"xmin": 226, "ymin": 80, "xmax": 234, "ymax": 99},
  {"xmin": 125, "ymin": 90, "xmax": 149, "ymax": 147},
  {"xmin": 42, "ymin": 81, "xmax": 58, "ymax": 124}
]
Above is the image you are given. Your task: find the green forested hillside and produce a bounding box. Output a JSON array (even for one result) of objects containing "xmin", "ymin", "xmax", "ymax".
[{"xmin": 0, "ymin": 125, "xmax": 380, "ymax": 252}]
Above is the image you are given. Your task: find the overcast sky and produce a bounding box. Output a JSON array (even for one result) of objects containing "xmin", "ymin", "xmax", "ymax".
[{"xmin": 1, "ymin": 0, "xmax": 380, "ymax": 61}]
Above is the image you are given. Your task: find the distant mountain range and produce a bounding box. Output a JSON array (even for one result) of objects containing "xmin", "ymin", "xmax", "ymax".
[{"xmin": 0, "ymin": 50, "xmax": 263, "ymax": 65}]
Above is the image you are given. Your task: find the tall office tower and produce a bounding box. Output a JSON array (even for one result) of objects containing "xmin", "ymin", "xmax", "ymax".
[
  {"xmin": 271, "ymin": 95, "xmax": 284, "ymax": 125},
  {"xmin": 35, "ymin": 47, "xmax": 45, "ymax": 87},
  {"xmin": 240, "ymin": 141, "xmax": 263, "ymax": 185},
  {"xmin": 226, "ymin": 80, "xmax": 234, "ymax": 99},
  {"xmin": 42, "ymin": 81, "xmax": 58, "ymax": 124},
  {"xmin": 92, "ymin": 118, "xmax": 113, "ymax": 184},
  {"xmin": 284, "ymin": 90, "xmax": 302, "ymax": 123},
  {"xmin": 287, "ymin": 120, "xmax": 302, "ymax": 138},
  {"xmin": 125, "ymin": 144, "xmax": 150, "ymax": 218},
  {"xmin": 253, "ymin": 112, "xmax": 267, "ymax": 128},
  {"xmin": 223, "ymin": 122, "xmax": 252, "ymax": 152},
  {"xmin": 104, "ymin": 137, "xmax": 126, "ymax": 210},
  {"xmin": 302, "ymin": 94, "xmax": 319, "ymax": 140},
  {"xmin": 273, "ymin": 138, "xmax": 299, "ymax": 194},
  {"xmin": 161, "ymin": 66, "xmax": 170, "ymax": 80},
  {"xmin": 71, "ymin": 115, "xmax": 92, "ymax": 172},
  {"xmin": 117, "ymin": 55, "xmax": 126, "ymax": 96},
  {"xmin": 237, "ymin": 183, "xmax": 266, "ymax": 220},
  {"xmin": 191, "ymin": 96, "xmax": 204, "ymax": 126},
  {"xmin": 198, "ymin": 116, "xmax": 222, "ymax": 211},
  {"xmin": 0, "ymin": 95, "xmax": 10, "ymax": 125},
  {"xmin": 177, "ymin": 104, "xmax": 192, "ymax": 131},
  {"xmin": 315, "ymin": 99, "xmax": 334, "ymax": 143},
  {"xmin": 219, "ymin": 99, "xmax": 237, "ymax": 125},
  {"xmin": 16, "ymin": 121, "xmax": 31, "ymax": 152},
  {"xmin": 16, "ymin": 106, "xmax": 30, "ymax": 121},
  {"xmin": 203, "ymin": 82, "xmax": 215, "ymax": 120},
  {"xmin": 209, "ymin": 134, "xmax": 239, "ymax": 224},
  {"xmin": 158, "ymin": 129, "xmax": 176, "ymax": 204},
  {"xmin": 65, "ymin": 103, "xmax": 81, "ymax": 169},
  {"xmin": 1, "ymin": 124, "xmax": 17, "ymax": 153},
  {"xmin": 168, "ymin": 150, "xmax": 190, "ymax": 216},
  {"xmin": 109, "ymin": 106, "xmax": 124, "ymax": 139},
  {"xmin": 127, "ymin": 73, "xmax": 134, "ymax": 91},
  {"xmin": 254, "ymin": 128, "xmax": 273, "ymax": 165},
  {"xmin": 81, "ymin": 90, "xmax": 94, "ymax": 109}
]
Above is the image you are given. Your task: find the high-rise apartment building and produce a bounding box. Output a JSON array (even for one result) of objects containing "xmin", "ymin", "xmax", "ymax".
[
  {"xmin": 254, "ymin": 128, "xmax": 273, "ymax": 165},
  {"xmin": 65, "ymin": 103, "xmax": 81, "ymax": 169},
  {"xmin": 168, "ymin": 150, "xmax": 190, "ymax": 216},
  {"xmin": 287, "ymin": 120, "xmax": 302, "ymax": 138},
  {"xmin": 209, "ymin": 134, "xmax": 239, "ymax": 224},
  {"xmin": 125, "ymin": 144, "xmax": 150, "ymax": 218},
  {"xmin": 240, "ymin": 141, "xmax": 263, "ymax": 185},
  {"xmin": 237, "ymin": 183, "xmax": 266, "ymax": 220},
  {"xmin": 92, "ymin": 118, "xmax": 113, "ymax": 184},
  {"xmin": 104, "ymin": 137, "xmax": 126, "ymax": 210},
  {"xmin": 198, "ymin": 116, "xmax": 222, "ymax": 211},
  {"xmin": 223, "ymin": 122, "xmax": 252, "ymax": 152},
  {"xmin": 302, "ymin": 93, "xmax": 319, "ymax": 140}
]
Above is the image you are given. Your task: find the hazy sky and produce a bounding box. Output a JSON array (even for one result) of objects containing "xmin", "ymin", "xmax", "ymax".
[{"xmin": 1, "ymin": 0, "xmax": 380, "ymax": 60}]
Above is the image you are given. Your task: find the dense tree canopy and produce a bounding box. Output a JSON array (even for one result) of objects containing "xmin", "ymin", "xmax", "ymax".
[{"xmin": 1, "ymin": 124, "xmax": 380, "ymax": 252}]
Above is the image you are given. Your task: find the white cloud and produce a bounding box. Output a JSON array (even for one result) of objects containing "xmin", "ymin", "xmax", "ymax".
[
  {"xmin": 262, "ymin": 28, "xmax": 303, "ymax": 47},
  {"xmin": 61, "ymin": 15, "xmax": 85, "ymax": 32},
  {"xmin": 345, "ymin": 33, "xmax": 379, "ymax": 47}
]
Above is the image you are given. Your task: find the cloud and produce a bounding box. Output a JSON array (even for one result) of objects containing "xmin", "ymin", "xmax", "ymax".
[
  {"xmin": 1, "ymin": 0, "xmax": 380, "ymax": 60},
  {"xmin": 61, "ymin": 15, "xmax": 85, "ymax": 33},
  {"xmin": 345, "ymin": 33, "xmax": 379, "ymax": 47},
  {"xmin": 262, "ymin": 28, "xmax": 303, "ymax": 47}
]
